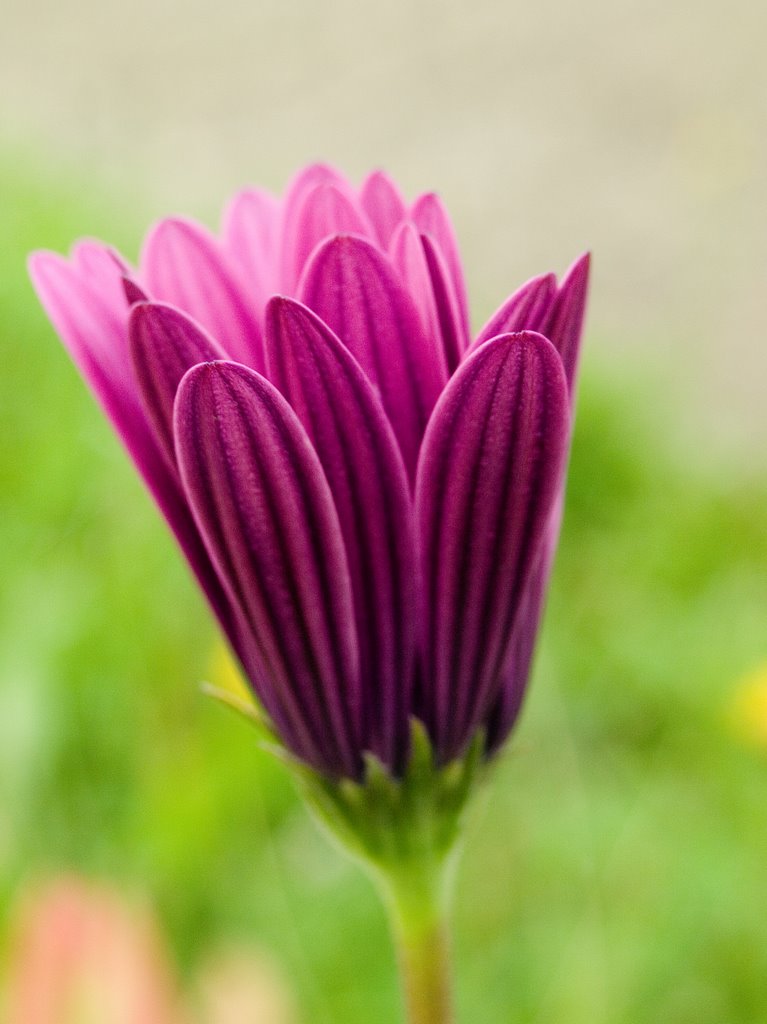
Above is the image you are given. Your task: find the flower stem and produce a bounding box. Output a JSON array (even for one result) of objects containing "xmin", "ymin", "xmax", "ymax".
[{"xmin": 380, "ymin": 859, "xmax": 455, "ymax": 1024}]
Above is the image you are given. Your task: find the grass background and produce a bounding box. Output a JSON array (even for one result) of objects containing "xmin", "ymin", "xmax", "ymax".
[{"xmin": 1, "ymin": 150, "xmax": 766, "ymax": 1023}]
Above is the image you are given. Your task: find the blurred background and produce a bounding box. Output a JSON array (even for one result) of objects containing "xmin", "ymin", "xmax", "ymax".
[{"xmin": 1, "ymin": 1, "xmax": 766, "ymax": 1021}]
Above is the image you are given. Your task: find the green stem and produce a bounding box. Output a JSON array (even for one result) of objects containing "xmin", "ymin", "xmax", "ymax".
[{"xmin": 379, "ymin": 859, "xmax": 455, "ymax": 1024}]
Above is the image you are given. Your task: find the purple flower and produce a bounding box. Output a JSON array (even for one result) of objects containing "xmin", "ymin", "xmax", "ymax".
[{"xmin": 29, "ymin": 164, "xmax": 588, "ymax": 780}]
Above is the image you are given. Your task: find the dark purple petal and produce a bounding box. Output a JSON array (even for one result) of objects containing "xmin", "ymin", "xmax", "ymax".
[
  {"xmin": 122, "ymin": 276, "xmax": 149, "ymax": 305},
  {"xmin": 359, "ymin": 170, "xmax": 407, "ymax": 248},
  {"xmin": 129, "ymin": 302, "xmax": 226, "ymax": 463},
  {"xmin": 416, "ymin": 331, "xmax": 570, "ymax": 762},
  {"xmin": 282, "ymin": 183, "xmax": 372, "ymax": 292},
  {"xmin": 473, "ymin": 273, "xmax": 557, "ymax": 351},
  {"xmin": 299, "ymin": 234, "xmax": 447, "ymax": 481},
  {"xmin": 221, "ymin": 187, "xmax": 280, "ymax": 307},
  {"xmin": 28, "ymin": 251, "xmax": 238, "ymax": 642},
  {"xmin": 484, "ymin": 505, "xmax": 561, "ymax": 752},
  {"xmin": 265, "ymin": 297, "xmax": 417, "ymax": 768},
  {"xmin": 141, "ymin": 217, "xmax": 265, "ymax": 371},
  {"xmin": 174, "ymin": 360, "xmax": 361, "ymax": 778},
  {"xmin": 544, "ymin": 252, "xmax": 591, "ymax": 392},
  {"xmin": 411, "ymin": 192, "xmax": 471, "ymax": 346},
  {"xmin": 484, "ymin": 256, "xmax": 590, "ymax": 747},
  {"xmin": 420, "ymin": 232, "xmax": 467, "ymax": 373}
]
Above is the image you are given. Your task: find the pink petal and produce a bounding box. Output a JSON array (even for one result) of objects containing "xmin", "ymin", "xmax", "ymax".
[
  {"xmin": 28, "ymin": 251, "xmax": 240, "ymax": 653},
  {"xmin": 141, "ymin": 217, "xmax": 264, "ymax": 371},
  {"xmin": 389, "ymin": 221, "xmax": 446, "ymax": 374},
  {"xmin": 359, "ymin": 170, "xmax": 407, "ymax": 248},
  {"xmin": 472, "ymin": 273, "xmax": 558, "ymax": 351},
  {"xmin": 221, "ymin": 187, "xmax": 280, "ymax": 308},
  {"xmin": 282, "ymin": 183, "xmax": 372, "ymax": 293},
  {"xmin": 411, "ymin": 192, "xmax": 471, "ymax": 347},
  {"xmin": 420, "ymin": 231, "xmax": 467, "ymax": 372},
  {"xmin": 544, "ymin": 252, "xmax": 591, "ymax": 392}
]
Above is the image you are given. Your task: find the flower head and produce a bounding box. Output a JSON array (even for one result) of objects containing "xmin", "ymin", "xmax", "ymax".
[{"xmin": 29, "ymin": 164, "xmax": 588, "ymax": 781}]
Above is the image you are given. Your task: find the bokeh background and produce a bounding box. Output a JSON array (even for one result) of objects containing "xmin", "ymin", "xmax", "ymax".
[{"xmin": 1, "ymin": 1, "xmax": 766, "ymax": 1021}]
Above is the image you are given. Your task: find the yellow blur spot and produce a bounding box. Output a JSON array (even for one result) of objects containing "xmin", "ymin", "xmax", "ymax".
[
  {"xmin": 728, "ymin": 663, "xmax": 767, "ymax": 749},
  {"xmin": 207, "ymin": 639, "xmax": 256, "ymax": 706}
]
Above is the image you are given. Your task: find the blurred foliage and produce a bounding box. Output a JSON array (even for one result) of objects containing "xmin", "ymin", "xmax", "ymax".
[{"xmin": 1, "ymin": 151, "xmax": 766, "ymax": 1024}]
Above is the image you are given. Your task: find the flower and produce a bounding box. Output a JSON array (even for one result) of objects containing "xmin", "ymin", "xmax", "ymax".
[
  {"xmin": 3, "ymin": 877, "xmax": 297, "ymax": 1024},
  {"xmin": 29, "ymin": 164, "xmax": 588, "ymax": 781},
  {"xmin": 4, "ymin": 878, "xmax": 184, "ymax": 1024}
]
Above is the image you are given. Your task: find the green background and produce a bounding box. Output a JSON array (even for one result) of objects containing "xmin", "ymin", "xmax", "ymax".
[{"xmin": 1, "ymin": 150, "xmax": 766, "ymax": 1021}]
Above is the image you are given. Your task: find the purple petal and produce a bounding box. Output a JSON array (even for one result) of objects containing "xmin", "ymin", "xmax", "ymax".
[
  {"xmin": 359, "ymin": 170, "xmax": 407, "ymax": 248},
  {"xmin": 411, "ymin": 192, "xmax": 471, "ymax": 346},
  {"xmin": 283, "ymin": 183, "xmax": 372, "ymax": 292},
  {"xmin": 485, "ymin": 256, "xmax": 590, "ymax": 747},
  {"xmin": 28, "ymin": 251, "xmax": 238, "ymax": 640},
  {"xmin": 141, "ymin": 217, "xmax": 265, "ymax": 371},
  {"xmin": 473, "ymin": 273, "xmax": 557, "ymax": 351},
  {"xmin": 420, "ymin": 232, "xmax": 467, "ymax": 372},
  {"xmin": 484, "ymin": 506, "xmax": 561, "ymax": 752},
  {"xmin": 299, "ymin": 234, "xmax": 447, "ymax": 481},
  {"xmin": 129, "ymin": 302, "xmax": 226, "ymax": 463},
  {"xmin": 122, "ymin": 276, "xmax": 149, "ymax": 305},
  {"xmin": 174, "ymin": 360, "xmax": 362, "ymax": 778},
  {"xmin": 416, "ymin": 331, "xmax": 570, "ymax": 762},
  {"xmin": 221, "ymin": 187, "xmax": 280, "ymax": 307},
  {"xmin": 544, "ymin": 252, "xmax": 591, "ymax": 392},
  {"xmin": 265, "ymin": 297, "xmax": 417, "ymax": 768}
]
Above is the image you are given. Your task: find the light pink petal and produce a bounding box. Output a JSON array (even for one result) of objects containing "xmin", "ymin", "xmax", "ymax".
[
  {"xmin": 359, "ymin": 170, "xmax": 407, "ymax": 248},
  {"xmin": 28, "ymin": 251, "xmax": 240, "ymax": 653},
  {"xmin": 141, "ymin": 217, "xmax": 264, "ymax": 371},
  {"xmin": 221, "ymin": 187, "xmax": 280, "ymax": 308},
  {"xmin": 279, "ymin": 163, "xmax": 357, "ymax": 288},
  {"xmin": 281, "ymin": 183, "xmax": 372, "ymax": 293}
]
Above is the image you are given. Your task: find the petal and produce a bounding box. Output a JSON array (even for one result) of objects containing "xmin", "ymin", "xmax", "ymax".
[
  {"xmin": 359, "ymin": 170, "xmax": 407, "ymax": 248},
  {"xmin": 141, "ymin": 217, "xmax": 264, "ymax": 371},
  {"xmin": 544, "ymin": 252, "xmax": 591, "ymax": 392},
  {"xmin": 28, "ymin": 251, "xmax": 237, "ymax": 640},
  {"xmin": 221, "ymin": 187, "xmax": 280, "ymax": 307},
  {"xmin": 71, "ymin": 240, "xmax": 134, "ymax": 311},
  {"xmin": 472, "ymin": 273, "xmax": 557, "ymax": 351},
  {"xmin": 282, "ymin": 183, "xmax": 372, "ymax": 292},
  {"xmin": 174, "ymin": 360, "xmax": 361, "ymax": 778},
  {"xmin": 420, "ymin": 232, "xmax": 467, "ymax": 373},
  {"xmin": 129, "ymin": 302, "xmax": 226, "ymax": 462},
  {"xmin": 416, "ymin": 331, "xmax": 570, "ymax": 762},
  {"xmin": 299, "ymin": 234, "xmax": 447, "ymax": 481},
  {"xmin": 484, "ymin": 505, "xmax": 561, "ymax": 752},
  {"xmin": 265, "ymin": 297, "xmax": 417, "ymax": 768},
  {"xmin": 122, "ymin": 276, "xmax": 149, "ymax": 305},
  {"xmin": 389, "ymin": 221, "xmax": 446, "ymax": 374},
  {"xmin": 411, "ymin": 192, "xmax": 471, "ymax": 346}
]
